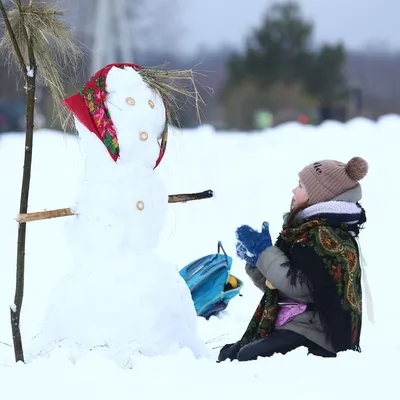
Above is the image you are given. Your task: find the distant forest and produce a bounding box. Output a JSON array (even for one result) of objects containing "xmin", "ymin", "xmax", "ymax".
[
  {"xmin": 138, "ymin": 47, "xmax": 400, "ymax": 128},
  {"xmin": 1, "ymin": 0, "xmax": 399, "ymax": 131}
]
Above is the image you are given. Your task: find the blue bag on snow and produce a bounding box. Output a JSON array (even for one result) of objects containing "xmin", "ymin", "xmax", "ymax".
[{"xmin": 179, "ymin": 241, "xmax": 243, "ymax": 319}]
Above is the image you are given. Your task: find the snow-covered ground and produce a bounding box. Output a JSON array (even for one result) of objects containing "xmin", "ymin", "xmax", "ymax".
[{"xmin": 0, "ymin": 116, "xmax": 398, "ymax": 398}]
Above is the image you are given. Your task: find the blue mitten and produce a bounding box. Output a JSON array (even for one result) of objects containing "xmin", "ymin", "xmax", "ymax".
[{"xmin": 235, "ymin": 221, "xmax": 272, "ymax": 266}]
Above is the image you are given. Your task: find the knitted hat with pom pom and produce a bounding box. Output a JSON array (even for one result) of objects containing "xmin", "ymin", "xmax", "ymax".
[{"xmin": 298, "ymin": 156, "xmax": 368, "ymax": 205}]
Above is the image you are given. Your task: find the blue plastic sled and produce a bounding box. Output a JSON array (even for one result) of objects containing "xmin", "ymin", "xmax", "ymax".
[{"xmin": 179, "ymin": 241, "xmax": 243, "ymax": 319}]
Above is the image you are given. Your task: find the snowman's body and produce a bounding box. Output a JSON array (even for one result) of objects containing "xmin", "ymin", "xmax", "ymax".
[{"xmin": 35, "ymin": 65, "xmax": 206, "ymax": 365}]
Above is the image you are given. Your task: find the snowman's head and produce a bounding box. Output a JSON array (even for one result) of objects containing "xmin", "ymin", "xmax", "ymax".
[{"xmin": 64, "ymin": 63, "xmax": 169, "ymax": 170}]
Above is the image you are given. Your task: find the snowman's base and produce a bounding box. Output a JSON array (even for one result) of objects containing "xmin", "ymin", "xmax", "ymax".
[{"xmin": 32, "ymin": 252, "xmax": 207, "ymax": 367}]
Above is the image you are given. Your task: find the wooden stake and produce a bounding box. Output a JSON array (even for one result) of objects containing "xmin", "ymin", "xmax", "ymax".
[
  {"xmin": 16, "ymin": 190, "xmax": 214, "ymax": 223},
  {"xmin": 0, "ymin": 0, "xmax": 38, "ymax": 364},
  {"xmin": 1, "ymin": 0, "xmax": 82, "ymax": 364}
]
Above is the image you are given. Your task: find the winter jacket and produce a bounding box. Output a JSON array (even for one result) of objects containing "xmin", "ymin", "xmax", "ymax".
[{"xmin": 245, "ymin": 185, "xmax": 365, "ymax": 354}]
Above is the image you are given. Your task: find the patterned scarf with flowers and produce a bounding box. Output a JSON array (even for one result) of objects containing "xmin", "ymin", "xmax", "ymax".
[
  {"xmin": 219, "ymin": 201, "xmax": 365, "ymax": 361},
  {"xmin": 275, "ymin": 201, "xmax": 366, "ymax": 352},
  {"xmin": 239, "ymin": 287, "xmax": 280, "ymax": 346},
  {"xmin": 64, "ymin": 63, "xmax": 169, "ymax": 168}
]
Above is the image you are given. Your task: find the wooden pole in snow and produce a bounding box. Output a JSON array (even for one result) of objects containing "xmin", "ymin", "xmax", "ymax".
[
  {"xmin": 0, "ymin": 0, "xmax": 37, "ymax": 364},
  {"xmin": 0, "ymin": 0, "xmax": 83, "ymax": 363}
]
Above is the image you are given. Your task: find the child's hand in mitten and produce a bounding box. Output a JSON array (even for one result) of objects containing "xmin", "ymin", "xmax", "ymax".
[{"xmin": 235, "ymin": 221, "xmax": 272, "ymax": 266}]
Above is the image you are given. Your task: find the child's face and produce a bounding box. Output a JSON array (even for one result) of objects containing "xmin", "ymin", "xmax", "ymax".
[{"xmin": 291, "ymin": 180, "xmax": 309, "ymax": 209}]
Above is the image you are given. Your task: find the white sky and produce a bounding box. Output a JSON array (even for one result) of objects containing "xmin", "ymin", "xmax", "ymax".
[{"xmin": 178, "ymin": 0, "xmax": 400, "ymax": 53}]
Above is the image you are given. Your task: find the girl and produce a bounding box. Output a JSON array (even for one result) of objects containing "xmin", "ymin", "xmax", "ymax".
[{"xmin": 218, "ymin": 156, "xmax": 368, "ymax": 362}]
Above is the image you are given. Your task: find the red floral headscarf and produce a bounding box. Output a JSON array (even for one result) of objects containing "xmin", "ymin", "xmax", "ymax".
[{"xmin": 63, "ymin": 62, "xmax": 169, "ymax": 169}]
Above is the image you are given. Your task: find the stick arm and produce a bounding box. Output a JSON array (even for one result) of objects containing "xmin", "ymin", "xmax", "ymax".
[{"xmin": 16, "ymin": 190, "xmax": 214, "ymax": 223}]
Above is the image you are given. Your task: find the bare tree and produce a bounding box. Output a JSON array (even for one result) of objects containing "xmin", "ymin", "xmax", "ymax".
[
  {"xmin": 56, "ymin": 0, "xmax": 183, "ymax": 71},
  {"xmin": 0, "ymin": 0, "xmax": 82, "ymax": 363}
]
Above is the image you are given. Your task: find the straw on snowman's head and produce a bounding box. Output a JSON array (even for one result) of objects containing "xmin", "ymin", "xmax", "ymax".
[{"xmin": 63, "ymin": 63, "xmax": 170, "ymax": 169}]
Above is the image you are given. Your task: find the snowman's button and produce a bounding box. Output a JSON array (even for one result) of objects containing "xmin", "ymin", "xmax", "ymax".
[
  {"xmin": 126, "ymin": 97, "xmax": 135, "ymax": 106},
  {"xmin": 148, "ymin": 100, "xmax": 155, "ymax": 109},
  {"xmin": 139, "ymin": 131, "xmax": 148, "ymax": 141},
  {"xmin": 136, "ymin": 201, "xmax": 144, "ymax": 211}
]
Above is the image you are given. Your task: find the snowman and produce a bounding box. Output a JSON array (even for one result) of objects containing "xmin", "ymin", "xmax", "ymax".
[{"xmin": 33, "ymin": 63, "xmax": 206, "ymax": 366}]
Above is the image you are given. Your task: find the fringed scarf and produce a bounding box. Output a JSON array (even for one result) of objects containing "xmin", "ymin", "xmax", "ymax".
[
  {"xmin": 238, "ymin": 201, "xmax": 365, "ymax": 353},
  {"xmin": 239, "ymin": 288, "xmax": 280, "ymax": 346},
  {"xmin": 276, "ymin": 201, "xmax": 366, "ymax": 352}
]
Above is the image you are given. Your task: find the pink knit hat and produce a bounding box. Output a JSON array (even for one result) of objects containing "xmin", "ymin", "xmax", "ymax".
[{"xmin": 298, "ymin": 157, "xmax": 368, "ymax": 205}]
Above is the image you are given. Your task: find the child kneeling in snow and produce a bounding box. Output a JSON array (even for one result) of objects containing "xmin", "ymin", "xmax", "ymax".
[{"xmin": 218, "ymin": 156, "xmax": 369, "ymax": 362}]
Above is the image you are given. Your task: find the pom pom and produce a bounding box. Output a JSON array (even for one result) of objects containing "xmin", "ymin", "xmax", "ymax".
[{"xmin": 345, "ymin": 157, "xmax": 368, "ymax": 181}]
